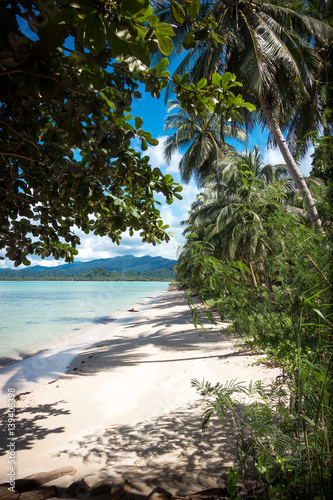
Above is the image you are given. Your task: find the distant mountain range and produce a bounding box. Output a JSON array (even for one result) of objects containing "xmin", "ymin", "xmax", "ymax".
[{"xmin": 0, "ymin": 255, "xmax": 178, "ymax": 281}]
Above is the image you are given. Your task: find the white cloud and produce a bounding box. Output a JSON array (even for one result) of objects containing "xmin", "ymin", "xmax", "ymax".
[
  {"xmin": 72, "ymin": 189, "xmax": 197, "ymax": 263},
  {"xmin": 144, "ymin": 135, "xmax": 183, "ymax": 175},
  {"xmin": 263, "ymin": 146, "xmax": 314, "ymax": 177},
  {"xmin": 144, "ymin": 136, "xmax": 166, "ymax": 169},
  {"xmin": 262, "ymin": 147, "xmax": 285, "ymax": 167},
  {"xmin": 179, "ymin": 182, "xmax": 200, "ymax": 211},
  {"xmin": 75, "ymin": 230, "xmax": 180, "ymax": 262},
  {"xmin": 0, "ymin": 255, "xmax": 67, "ymax": 270},
  {"xmin": 26, "ymin": 259, "xmax": 65, "ymax": 268},
  {"xmin": 76, "ymin": 238, "xmax": 119, "ymax": 261},
  {"xmin": 299, "ymin": 146, "xmax": 314, "ymax": 177},
  {"xmin": 0, "ymin": 259, "xmax": 9, "ymax": 269}
]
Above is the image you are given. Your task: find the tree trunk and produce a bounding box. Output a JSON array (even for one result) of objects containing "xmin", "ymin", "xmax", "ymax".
[
  {"xmin": 265, "ymin": 275, "xmax": 275, "ymax": 305},
  {"xmin": 259, "ymin": 96, "xmax": 322, "ymax": 231},
  {"xmin": 266, "ymin": 275, "xmax": 273, "ymax": 293},
  {"xmin": 249, "ymin": 260, "xmax": 257, "ymax": 286}
]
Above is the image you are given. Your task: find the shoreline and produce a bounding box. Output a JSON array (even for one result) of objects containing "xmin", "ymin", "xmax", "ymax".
[
  {"xmin": 0, "ymin": 290, "xmax": 168, "ymax": 404},
  {"xmin": 0, "ymin": 290, "xmax": 281, "ymax": 495},
  {"xmin": 0, "ymin": 281, "xmax": 169, "ymax": 367},
  {"xmin": 0, "ymin": 289, "xmax": 168, "ymax": 368}
]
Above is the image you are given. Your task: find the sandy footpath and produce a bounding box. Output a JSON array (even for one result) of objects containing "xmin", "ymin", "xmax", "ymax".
[{"xmin": 0, "ymin": 290, "xmax": 280, "ymax": 496}]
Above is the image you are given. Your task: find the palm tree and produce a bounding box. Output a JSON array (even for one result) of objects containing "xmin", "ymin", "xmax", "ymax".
[
  {"xmin": 215, "ymin": 145, "xmax": 290, "ymax": 186},
  {"xmin": 181, "ymin": 147, "xmax": 297, "ymax": 288},
  {"xmin": 287, "ymin": 0, "xmax": 333, "ymax": 156},
  {"xmin": 182, "ymin": 179, "xmax": 268, "ymax": 285},
  {"xmin": 164, "ymin": 101, "xmax": 246, "ymax": 184},
  {"xmin": 154, "ymin": 0, "xmax": 333, "ymax": 230}
]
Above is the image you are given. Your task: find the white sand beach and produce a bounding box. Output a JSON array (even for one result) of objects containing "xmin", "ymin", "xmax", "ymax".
[{"xmin": 0, "ymin": 290, "xmax": 280, "ymax": 497}]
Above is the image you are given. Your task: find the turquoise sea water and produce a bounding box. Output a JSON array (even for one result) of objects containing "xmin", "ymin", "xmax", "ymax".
[{"xmin": 0, "ymin": 281, "xmax": 168, "ymax": 363}]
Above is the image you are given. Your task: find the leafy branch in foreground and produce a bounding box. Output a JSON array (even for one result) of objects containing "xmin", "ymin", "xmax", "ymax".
[{"xmin": 0, "ymin": 0, "xmax": 255, "ymax": 265}]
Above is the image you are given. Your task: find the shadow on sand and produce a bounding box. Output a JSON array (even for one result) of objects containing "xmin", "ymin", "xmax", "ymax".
[
  {"xmin": 0, "ymin": 292, "xmax": 261, "ymax": 495},
  {"xmin": 0, "ymin": 292, "xmax": 244, "ymax": 391},
  {"xmin": 53, "ymin": 402, "xmax": 249, "ymax": 496}
]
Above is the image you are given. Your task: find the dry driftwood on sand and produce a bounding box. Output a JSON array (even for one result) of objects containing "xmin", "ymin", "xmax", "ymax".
[{"xmin": 0, "ymin": 467, "xmax": 77, "ymax": 499}]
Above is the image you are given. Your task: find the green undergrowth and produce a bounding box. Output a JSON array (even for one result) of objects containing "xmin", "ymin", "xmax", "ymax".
[{"xmin": 176, "ymin": 234, "xmax": 333, "ymax": 498}]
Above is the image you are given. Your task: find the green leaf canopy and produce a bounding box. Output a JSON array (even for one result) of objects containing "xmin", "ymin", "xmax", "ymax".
[{"xmin": 0, "ymin": 0, "xmax": 181, "ymax": 265}]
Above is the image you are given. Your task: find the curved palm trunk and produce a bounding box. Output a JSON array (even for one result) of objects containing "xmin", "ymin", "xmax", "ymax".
[{"xmin": 259, "ymin": 96, "xmax": 322, "ymax": 231}]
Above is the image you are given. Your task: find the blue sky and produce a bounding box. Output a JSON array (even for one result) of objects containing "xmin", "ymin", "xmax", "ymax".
[
  {"xmin": 64, "ymin": 90, "xmax": 313, "ymax": 265},
  {"xmin": 0, "ymin": 88, "xmax": 315, "ymax": 269},
  {"xmin": 69, "ymin": 97, "xmax": 314, "ymax": 264},
  {"xmin": 0, "ymin": 35, "xmax": 315, "ymax": 268}
]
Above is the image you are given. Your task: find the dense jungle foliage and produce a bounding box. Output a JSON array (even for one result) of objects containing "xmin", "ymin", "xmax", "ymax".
[
  {"xmin": 175, "ymin": 148, "xmax": 332, "ymax": 498},
  {"xmin": 161, "ymin": 1, "xmax": 333, "ymax": 497}
]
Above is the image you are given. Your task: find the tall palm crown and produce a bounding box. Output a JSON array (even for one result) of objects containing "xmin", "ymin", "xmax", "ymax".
[
  {"xmin": 287, "ymin": 0, "xmax": 333, "ymax": 154},
  {"xmin": 164, "ymin": 101, "xmax": 246, "ymax": 184},
  {"xmin": 154, "ymin": 0, "xmax": 333, "ymax": 229},
  {"xmin": 215, "ymin": 145, "xmax": 290, "ymax": 186},
  {"xmin": 157, "ymin": 0, "xmax": 331, "ymax": 114}
]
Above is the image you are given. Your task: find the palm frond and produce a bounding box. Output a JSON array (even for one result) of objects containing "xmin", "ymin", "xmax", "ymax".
[{"xmin": 262, "ymin": 3, "xmax": 333, "ymax": 46}]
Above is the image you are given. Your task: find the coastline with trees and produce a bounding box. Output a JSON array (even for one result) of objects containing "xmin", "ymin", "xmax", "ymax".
[{"xmin": 0, "ymin": 1, "xmax": 332, "ymax": 498}]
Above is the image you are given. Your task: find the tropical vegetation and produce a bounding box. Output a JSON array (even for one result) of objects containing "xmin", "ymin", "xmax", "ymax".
[
  {"xmin": 1, "ymin": 0, "xmax": 332, "ymax": 497},
  {"xmin": 176, "ymin": 158, "xmax": 332, "ymax": 498},
  {"xmin": 0, "ymin": 267, "xmax": 175, "ymax": 282},
  {"xmin": 156, "ymin": 1, "xmax": 333, "ymax": 497},
  {"xmin": 0, "ymin": 0, "xmax": 254, "ymax": 266},
  {"xmin": 156, "ymin": 0, "xmax": 333, "ymax": 229},
  {"xmin": 164, "ymin": 101, "xmax": 247, "ymax": 184}
]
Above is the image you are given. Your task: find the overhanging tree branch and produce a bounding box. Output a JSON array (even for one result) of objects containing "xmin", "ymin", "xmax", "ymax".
[
  {"xmin": 0, "ymin": 69, "xmax": 88, "ymax": 96},
  {"xmin": 0, "ymin": 152, "xmax": 39, "ymax": 162}
]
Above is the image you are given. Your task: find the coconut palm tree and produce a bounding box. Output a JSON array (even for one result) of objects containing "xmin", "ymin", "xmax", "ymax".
[
  {"xmin": 215, "ymin": 145, "xmax": 290, "ymax": 186},
  {"xmin": 181, "ymin": 147, "xmax": 298, "ymax": 287},
  {"xmin": 164, "ymin": 101, "xmax": 246, "ymax": 184},
  {"xmin": 286, "ymin": 0, "xmax": 333, "ymax": 156},
  {"xmin": 154, "ymin": 0, "xmax": 333, "ymax": 230},
  {"xmin": 182, "ymin": 178, "xmax": 269, "ymax": 285}
]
